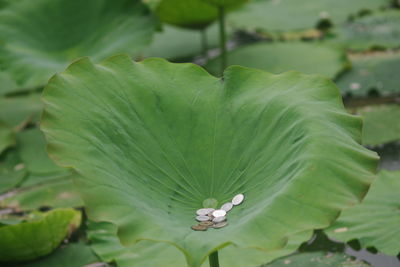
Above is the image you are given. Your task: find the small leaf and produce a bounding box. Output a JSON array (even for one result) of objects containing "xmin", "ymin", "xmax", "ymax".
[
  {"xmin": 337, "ymin": 51, "xmax": 400, "ymax": 97},
  {"xmin": 0, "ymin": 208, "xmax": 81, "ymax": 262},
  {"xmin": 154, "ymin": 0, "xmax": 218, "ymax": 29},
  {"xmin": 326, "ymin": 170, "xmax": 400, "ymax": 256},
  {"xmin": 206, "ymin": 42, "xmax": 349, "ymax": 78},
  {"xmin": 0, "ymin": 122, "xmax": 15, "ymax": 155},
  {"xmin": 0, "ymin": 150, "xmax": 26, "ymax": 194},
  {"xmin": 41, "ymin": 55, "xmax": 377, "ymax": 267}
]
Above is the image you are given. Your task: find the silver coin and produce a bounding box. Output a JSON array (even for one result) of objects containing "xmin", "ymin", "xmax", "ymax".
[
  {"xmin": 212, "ymin": 209, "xmax": 226, "ymax": 218},
  {"xmin": 212, "ymin": 216, "xmax": 226, "ymax": 223},
  {"xmin": 232, "ymin": 194, "xmax": 245, "ymax": 206},
  {"xmin": 191, "ymin": 225, "xmax": 208, "ymax": 231},
  {"xmin": 220, "ymin": 202, "xmax": 233, "ymax": 212},
  {"xmin": 196, "ymin": 215, "xmax": 211, "ymax": 222},
  {"xmin": 213, "ymin": 221, "xmax": 228, "ymax": 229},
  {"xmin": 196, "ymin": 208, "xmax": 214, "ymax": 216}
]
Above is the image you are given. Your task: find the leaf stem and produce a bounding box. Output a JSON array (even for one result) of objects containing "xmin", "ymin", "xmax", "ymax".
[
  {"xmin": 209, "ymin": 250, "xmax": 220, "ymax": 267},
  {"xmin": 217, "ymin": 5, "xmax": 227, "ymax": 76}
]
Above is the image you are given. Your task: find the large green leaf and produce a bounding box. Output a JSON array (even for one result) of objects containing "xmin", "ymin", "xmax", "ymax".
[
  {"xmin": 333, "ymin": 10, "xmax": 400, "ymax": 51},
  {"xmin": 228, "ymin": 0, "xmax": 389, "ymax": 34},
  {"xmin": 41, "ymin": 55, "xmax": 378, "ymax": 266},
  {"xmin": 206, "ymin": 42, "xmax": 349, "ymax": 78},
  {"xmin": 326, "ymin": 170, "xmax": 400, "ymax": 256},
  {"xmin": 354, "ymin": 105, "xmax": 400, "ymax": 146},
  {"xmin": 22, "ymin": 242, "xmax": 99, "ymax": 267},
  {"xmin": 264, "ymin": 251, "xmax": 370, "ymax": 267},
  {"xmin": 337, "ymin": 52, "xmax": 400, "ymax": 97},
  {"xmin": 154, "ymin": 0, "xmax": 218, "ymax": 29},
  {"xmin": 0, "ymin": 208, "xmax": 81, "ymax": 262},
  {"xmin": 0, "ymin": 94, "xmax": 42, "ymax": 127},
  {"xmin": 0, "ymin": 0, "xmax": 156, "ymax": 90}
]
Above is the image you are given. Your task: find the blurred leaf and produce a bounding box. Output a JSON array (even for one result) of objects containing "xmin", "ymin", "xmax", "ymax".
[
  {"xmin": 0, "ymin": 71, "xmax": 19, "ymax": 96},
  {"xmin": 228, "ymin": 0, "xmax": 389, "ymax": 33},
  {"xmin": 0, "ymin": 122, "xmax": 15, "ymax": 154},
  {"xmin": 2, "ymin": 172, "xmax": 83, "ymax": 211},
  {"xmin": 264, "ymin": 251, "xmax": 370, "ymax": 267},
  {"xmin": 326, "ymin": 170, "xmax": 400, "ymax": 256},
  {"xmin": 0, "ymin": 94, "xmax": 42, "ymax": 127},
  {"xmin": 333, "ymin": 10, "xmax": 400, "ymax": 51},
  {"xmin": 206, "ymin": 42, "xmax": 349, "ymax": 78},
  {"xmin": 337, "ymin": 51, "xmax": 400, "ymax": 97},
  {"xmin": 0, "ymin": 150, "xmax": 26, "ymax": 194},
  {"xmin": 41, "ymin": 55, "xmax": 377, "ymax": 266},
  {"xmin": 0, "ymin": 0, "xmax": 156, "ymax": 90},
  {"xmin": 0, "ymin": 208, "xmax": 81, "ymax": 262},
  {"xmin": 155, "ymin": 0, "xmax": 218, "ymax": 29},
  {"xmin": 355, "ymin": 105, "xmax": 400, "ymax": 146},
  {"xmin": 20, "ymin": 242, "xmax": 99, "ymax": 267},
  {"xmin": 144, "ymin": 24, "xmax": 221, "ymax": 60},
  {"xmin": 16, "ymin": 128, "xmax": 67, "ymax": 174},
  {"xmin": 201, "ymin": 0, "xmax": 248, "ymax": 8}
]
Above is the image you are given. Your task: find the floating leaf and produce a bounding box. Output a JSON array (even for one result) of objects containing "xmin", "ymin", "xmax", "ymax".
[
  {"xmin": 2, "ymin": 172, "xmax": 83, "ymax": 211},
  {"xmin": 326, "ymin": 170, "xmax": 400, "ymax": 256},
  {"xmin": 264, "ymin": 251, "xmax": 370, "ymax": 267},
  {"xmin": 228, "ymin": 0, "xmax": 389, "ymax": 33},
  {"xmin": 355, "ymin": 105, "xmax": 400, "ymax": 146},
  {"xmin": 41, "ymin": 55, "xmax": 377, "ymax": 267},
  {"xmin": 16, "ymin": 128, "xmax": 68, "ymax": 174},
  {"xmin": 154, "ymin": 0, "xmax": 218, "ymax": 29},
  {"xmin": 21, "ymin": 242, "xmax": 99, "ymax": 267},
  {"xmin": 0, "ymin": 0, "xmax": 156, "ymax": 90},
  {"xmin": 337, "ymin": 51, "xmax": 400, "ymax": 97},
  {"xmin": 333, "ymin": 10, "xmax": 400, "ymax": 51},
  {"xmin": 0, "ymin": 122, "xmax": 14, "ymax": 154},
  {"xmin": 0, "ymin": 150, "xmax": 26, "ymax": 194},
  {"xmin": 0, "ymin": 208, "xmax": 81, "ymax": 262},
  {"xmin": 0, "ymin": 94, "xmax": 42, "ymax": 127},
  {"xmin": 144, "ymin": 24, "xmax": 221, "ymax": 61},
  {"xmin": 206, "ymin": 42, "xmax": 349, "ymax": 78}
]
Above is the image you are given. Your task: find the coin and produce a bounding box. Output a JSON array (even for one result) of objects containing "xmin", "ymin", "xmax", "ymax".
[
  {"xmin": 199, "ymin": 221, "xmax": 213, "ymax": 226},
  {"xmin": 232, "ymin": 194, "xmax": 245, "ymax": 206},
  {"xmin": 213, "ymin": 221, "xmax": 228, "ymax": 229},
  {"xmin": 196, "ymin": 215, "xmax": 211, "ymax": 222},
  {"xmin": 191, "ymin": 225, "xmax": 208, "ymax": 231},
  {"xmin": 220, "ymin": 202, "xmax": 233, "ymax": 212},
  {"xmin": 212, "ymin": 209, "xmax": 226, "ymax": 218},
  {"xmin": 196, "ymin": 208, "xmax": 214, "ymax": 216},
  {"xmin": 212, "ymin": 216, "xmax": 226, "ymax": 223}
]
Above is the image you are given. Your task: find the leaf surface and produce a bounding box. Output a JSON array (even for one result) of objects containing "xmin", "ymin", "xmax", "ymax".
[{"xmin": 41, "ymin": 55, "xmax": 378, "ymax": 266}]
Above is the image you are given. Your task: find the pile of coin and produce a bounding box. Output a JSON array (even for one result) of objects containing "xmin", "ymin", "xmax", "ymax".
[{"xmin": 191, "ymin": 193, "xmax": 245, "ymax": 231}]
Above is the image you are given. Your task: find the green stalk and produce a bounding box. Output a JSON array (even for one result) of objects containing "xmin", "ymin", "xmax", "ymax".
[
  {"xmin": 217, "ymin": 6, "xmax": 227, "ymax": 76},
  {"xmin": 209, "ymin": 251, "xmax": 220, "ymax": 267}
]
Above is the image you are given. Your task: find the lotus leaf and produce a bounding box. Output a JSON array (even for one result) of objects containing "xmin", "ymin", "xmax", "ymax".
[
  {"xmin": 228, "ymin": 0, "xmax": 390, "ymax": 33},
  {"xmin": 155, "ymin": 0, "xmax": 218, "ymax": 29},
  {"xmin": 334, "ymin": 11, "xmax": 400, "ymax": 51},
  {"xmin": 206, "ymin": 42, "xmax": 349, "ymax": 78},
  {"xmin": 41, "ymin": 55, "xmax": 378, "ymax": 266},
  {"xmin": 0, "ymin": 150, "xmax": 26, "ymax": 194},
  {"xmin": 326, "ymin": 170, "xmax": 400, "ymax": 256},
  {"xmin": 0, "ymin": 208, "xmax": 81, "ymax": 261},
  {"xmin": 337, "ymin": 52, "xmax": 400, "ymax": 97},
  {"xmin": 0, "ymin": 0, "xmax": 156, "ymax": 90},
  {"xmin": 0, "ymin": 94, "xmax": 42, "ymax": 127}
]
